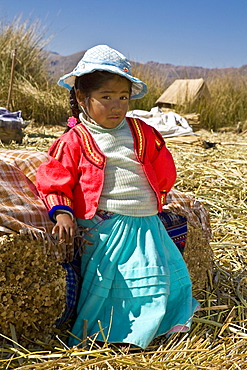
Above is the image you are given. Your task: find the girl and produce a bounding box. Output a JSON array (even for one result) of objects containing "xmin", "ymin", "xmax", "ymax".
[{"xmin": 37, "ymin": 44, "xmax": 199, "ymax": 349}]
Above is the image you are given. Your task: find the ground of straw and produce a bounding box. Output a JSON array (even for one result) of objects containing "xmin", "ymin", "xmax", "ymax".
[{"xmin": 1, "ymin": 124, "xmax": 247, "ymax": 369}]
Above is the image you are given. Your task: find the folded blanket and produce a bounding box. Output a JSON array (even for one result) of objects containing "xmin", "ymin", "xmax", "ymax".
[{"xmin": 0, "ymin": 150, "xmax": 52, "ymax": 239}]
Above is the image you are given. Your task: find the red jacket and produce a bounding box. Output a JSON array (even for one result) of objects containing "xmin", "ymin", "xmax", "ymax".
[{"xmin": 36, "ymin": 117, "xmax": 176, "ymax": 221}]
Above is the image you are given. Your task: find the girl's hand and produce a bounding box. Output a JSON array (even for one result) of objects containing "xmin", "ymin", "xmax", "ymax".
[{"xmin": 52, "ymin": 212, "xmax": 76, "ymax": 261}]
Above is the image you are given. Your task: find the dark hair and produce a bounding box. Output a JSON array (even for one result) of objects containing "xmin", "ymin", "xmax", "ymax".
[
  {"xmin": 65, "ymin": 71, "xmax": 132, "ymax": 132},
  {"xmin": 75, "ymin": 70, "xmax": 131, "ymax": 96}
]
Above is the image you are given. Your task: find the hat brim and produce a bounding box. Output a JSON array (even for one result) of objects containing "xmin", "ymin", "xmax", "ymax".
[{"xmin": 57, "ymin": 63, "xmax": 147, "ymax": 100}]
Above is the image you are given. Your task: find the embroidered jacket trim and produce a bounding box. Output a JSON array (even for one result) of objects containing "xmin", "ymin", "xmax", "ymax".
[
  {"xmin": 46, "ymin": 193, "xmax": 73, "ymax": 209},
  {"xmin": 74, "ymin": 124, "xmax": 105, "ymax": 169},
  {"xmin": 127, "ymin": 117, "xmax": 146, "ymax": 163}
]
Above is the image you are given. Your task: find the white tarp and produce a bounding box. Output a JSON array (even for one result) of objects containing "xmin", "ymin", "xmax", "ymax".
[{"xmin": 127, "ymin": 107, "xmax": 194, "ymax": 138}]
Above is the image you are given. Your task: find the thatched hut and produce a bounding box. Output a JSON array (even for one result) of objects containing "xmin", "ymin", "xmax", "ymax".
[{"xmin": 156, "ymin": 78, "xmax": 211, "ymax": 109}]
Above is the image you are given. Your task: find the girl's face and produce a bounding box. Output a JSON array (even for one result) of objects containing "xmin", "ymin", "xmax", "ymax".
[{"xmin": 76, "ymin": 75, "xmax": 131, "ymax": 128}]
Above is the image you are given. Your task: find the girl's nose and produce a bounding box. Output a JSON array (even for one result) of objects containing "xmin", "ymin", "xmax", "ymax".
[{"xmin": 111, "ymin": 99, "xmax": 122, "ymax": 111}]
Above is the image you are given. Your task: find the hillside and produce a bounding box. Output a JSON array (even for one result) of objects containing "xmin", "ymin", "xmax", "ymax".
[
  {"xmin": 46, "ymin": 49, "xmax": 247, "ymax": 88},
  {"xmin": 46, "ymin": 50, "xmax": 87, "ymax": 80}
]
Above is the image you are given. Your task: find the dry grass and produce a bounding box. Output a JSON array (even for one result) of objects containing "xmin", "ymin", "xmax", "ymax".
[
  {"xmin": 196, "ymin": 72, "xmax": 247, "ymax": 131},
  {"xmin": 0, "ymin": 17, "xmax": 69, "ymax": 124},
  {"xmin": 129, "ymin": 63, "xmax": 167, "ymax": 112},
  {"xmin": 1, "ymin": 126, "xmax": 247, "ymax": 369}
]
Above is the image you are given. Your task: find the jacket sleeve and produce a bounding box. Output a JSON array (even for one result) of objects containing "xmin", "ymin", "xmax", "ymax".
[
  {"xmin": 148, "ymin": 126, "xmax": 177, "ymax": 202},
  {"xmin": 36, "ymin": 132, "xmax": 82, "ymax": 221}
]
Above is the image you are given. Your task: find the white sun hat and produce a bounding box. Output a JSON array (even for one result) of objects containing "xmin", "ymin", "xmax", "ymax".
[{"xmin": 57, "ymin": 44, "xmax": 148, "ymax": 100}]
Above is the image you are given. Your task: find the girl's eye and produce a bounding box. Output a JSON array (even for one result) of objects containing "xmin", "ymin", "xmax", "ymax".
[
  {"xmin": 120, "ymin": 96, "xmax": 129, "ymax": 100},
  {"xmin": 102, "ymin": 96, "xmax": 110, "ymax": 99}
]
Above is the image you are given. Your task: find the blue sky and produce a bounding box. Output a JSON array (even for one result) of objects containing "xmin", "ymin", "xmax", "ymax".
[{"xmin": 1, "ymin": 0, "xmax": 247, "ymax": 68}]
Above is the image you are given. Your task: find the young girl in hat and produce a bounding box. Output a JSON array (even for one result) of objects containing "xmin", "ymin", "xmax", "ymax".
[{"xmin": 37, "ymin": 44, "xmax": 199, "ymax": 349}]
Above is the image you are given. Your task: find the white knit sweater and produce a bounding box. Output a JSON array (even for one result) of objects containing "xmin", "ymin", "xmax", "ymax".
[{"xmin": 79, "ymin": 115, "xmax": 158, "ymax": 216}]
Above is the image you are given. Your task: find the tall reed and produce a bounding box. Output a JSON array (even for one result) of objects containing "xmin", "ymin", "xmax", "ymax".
[
  {"xmin": 197, "ymin": 71, "xmax": 247, "ymax": 130},
  {"xmin": 129, "ymin": 63, "xmax": 169, "ymax": 111},
  {"xmin": 0, "ymin": 17, "xmax": 69, "ymax": 124}
]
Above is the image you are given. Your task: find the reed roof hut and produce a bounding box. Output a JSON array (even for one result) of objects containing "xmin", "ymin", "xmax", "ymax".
[{"xmin": 156, "ymin": 78, "xmax": 210, "ymax": 109}]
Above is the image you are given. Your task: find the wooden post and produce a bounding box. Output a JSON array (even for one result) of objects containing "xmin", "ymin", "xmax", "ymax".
[
  {"xmin": 82, "ymin": 319, "xmax": 88, "ymax": 347},
  {"xmin": 6, "ymin": 49, "xmax": 17, "ymax": 111}
]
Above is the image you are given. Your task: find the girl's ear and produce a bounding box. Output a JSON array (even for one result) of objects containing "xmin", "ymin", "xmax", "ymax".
[{"xmin": 76, "ymin": 89, "xmax": 87, "ymax": 107}]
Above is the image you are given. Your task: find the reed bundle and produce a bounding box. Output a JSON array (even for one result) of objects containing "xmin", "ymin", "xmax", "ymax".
[{"xmin": 0, "ymin": 234, "xmax": 66, "ymax": 349}]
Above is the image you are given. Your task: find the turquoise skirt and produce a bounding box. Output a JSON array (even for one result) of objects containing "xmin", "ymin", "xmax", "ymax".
[{"xmin": 69, "ymin": 213, "xmax": 199, "ymax": 349}]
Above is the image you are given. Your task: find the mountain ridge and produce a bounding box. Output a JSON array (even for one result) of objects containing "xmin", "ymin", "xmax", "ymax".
[{"xmin": 46, "ymin": 50, "xmax": 247, "ymax": 87}]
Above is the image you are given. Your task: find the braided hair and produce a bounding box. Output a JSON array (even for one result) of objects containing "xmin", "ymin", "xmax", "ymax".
[
  {"xmin": 70, "ymin": 87, "xmax": 81, "ymax": 119},
  {"xmin": 63, "ymin": 87, "xmax": 81, "ymax": 133}
]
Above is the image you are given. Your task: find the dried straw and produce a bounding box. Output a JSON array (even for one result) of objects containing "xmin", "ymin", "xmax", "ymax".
[
  {"xmin": 1, "ymin": 127, "xmax": 247, "ymax": 369},
  {"xmin": 0, "ymin": 234, "xmax": 66, "ymax": 349},
  {"xmin": 183, "ymin": 224, "xmax": 213, "ymax": 292}
]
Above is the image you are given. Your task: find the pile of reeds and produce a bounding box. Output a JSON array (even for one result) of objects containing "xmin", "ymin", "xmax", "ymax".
[
  {"xmin": 0, "ymin": 234, "xmax": 66, "ymax": 350},
  {"xmin": 1, "ymin": 126, "xmax": 247, "ymax": 369}
]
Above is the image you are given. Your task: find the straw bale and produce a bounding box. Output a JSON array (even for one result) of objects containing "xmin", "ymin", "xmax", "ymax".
[
  {"xmin": 183, "ymin": 224, "xmax": 213, "ymax": 292},
  {"xmin": 0, "ymin": 233, "xmax": 66, "ymax": 347}
]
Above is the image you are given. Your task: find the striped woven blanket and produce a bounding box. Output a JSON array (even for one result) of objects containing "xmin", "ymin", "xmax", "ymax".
[{"xmin": 0, "ymin": 149, "xmax": 52, "ymax": 237}]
